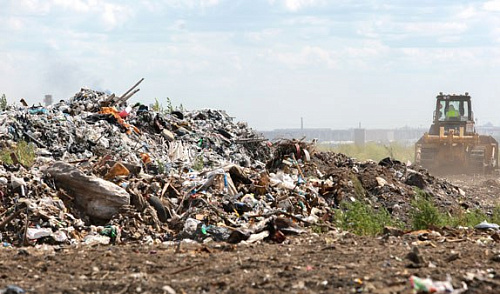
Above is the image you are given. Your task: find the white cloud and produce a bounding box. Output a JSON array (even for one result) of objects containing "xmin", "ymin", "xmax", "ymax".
[
  {"xmin": 439, "ymin": 35, "xmax": 463, "ymax": 44},
  {"xmin": 7, "ymin": 17, "xmax": 25, "ymax": 30},
  {"xmin": 287, "ymin": 0, "xmax": 324, "ymax": 11},
  {"xmin": 140, "ymin": 0, "xmax": 162, "ymax": 11},
  {"xmin": 483, "ymin": 0, "xmax": 500, "ymax": 11},
  {"xmin": 344, "ymin": 40, "xmax": 389, "ymax": 59},
  {"xmin": 46, "ymin": 38, "xmax": 61, "ymax": 50},
  {"xmin": 14, "ymin": 0, "xmax": 52, "ymax": 14},
  {"xmin": 230, "ymin": 55, "xmax": 243, "ymax": 71},
  {"xmin": 161, "ymin": 0, "xmax": 221, "ymax": 9},
  {"xmin": 5, "ymin": 0, "xmax": 500, "ymax": 129},
  {"xmin": 51, "ymin": 0, "xmax": 92, "ymax": 12},
  {"xmin": 283, "ymin": 16, "xmax": 332, "ymax": 26},
  {"xmin": 11, "ymin": 0, "xmax": 134, "ymax": 30},
  {"xmin": 356, "ymin": 17, "xmax": 393, "ymax": 39},
  {"xmin": 399, "ymin": 47, "xmax": 487, "ymax": 68},
  {"xmin": 201, "ymin": 0, "xmax": 220, "ymax": 7},
  {"xmin": 269, "ymin": 0, "xmax": 325, "ymax": 12},
  {"xmin": 245, "ymin": 29, "xmax": 282, "ymax": 42},
  {"xmin": 268, "ymin": 46, "xmax": 337, "ymax": 68},
  {"xmin": 101, "ymin": 2, "xmax": 134, "ymax": 29},
  {"xmin": 170, "ymin": 20, "xmax": 187, "ymax": 31},
  {"xmin": 403, "ymin": 22, "xmax": 468, "ymax": 36},
  {"xmin": 457, "ymin": 6, "xmax": 478, "ymax": 19}
]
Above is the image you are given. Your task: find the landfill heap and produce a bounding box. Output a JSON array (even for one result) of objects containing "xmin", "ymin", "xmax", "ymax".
[{"xmin": 0, "ymin": 86, "xmax": 476, "ymax": 247}]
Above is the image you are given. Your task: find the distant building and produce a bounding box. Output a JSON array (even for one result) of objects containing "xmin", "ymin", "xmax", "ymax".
[
  {"xmin": 44, "ymin": 94, "xmax": 53, "ymax": 106},
  {"xmin": 477, "ymin": 124, "xmax": 500, "ymax": 143},
  {"xmin": 353, "ymin": 128, "xmax": 366, "ymax": 147},
  {"xmin": 261, "ymin": 124, "xmax": 500, "ymax": 146},
  {"xmin": 261, "ymin": 127, "xmax": 427, "ymax": 145},
  {"xmin": 261, "ymin": 128, "xmax": 352, "ymax": 142}
]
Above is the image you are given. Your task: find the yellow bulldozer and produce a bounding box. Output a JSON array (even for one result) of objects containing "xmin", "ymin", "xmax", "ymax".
[{"xmin": 415, "ymin": 92, "xmax": 498, "ymax": 174}]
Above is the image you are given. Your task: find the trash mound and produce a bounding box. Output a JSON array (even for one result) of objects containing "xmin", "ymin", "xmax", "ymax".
[
  {"xmin": 304, "ymin": 152, "xmax": 468, "ymax": 222},
  {"xmin": 0, "ymin": 85, "xmax": 479, "ymax": 247}
]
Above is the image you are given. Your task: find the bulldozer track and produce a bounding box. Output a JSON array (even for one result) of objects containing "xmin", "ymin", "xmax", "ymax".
[{"xmin": 469, "ymin": 147, "xmax": 485, "ymax": 174}]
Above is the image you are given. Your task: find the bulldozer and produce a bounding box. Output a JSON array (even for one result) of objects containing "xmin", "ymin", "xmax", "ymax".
[{"xmin": 415, "ymin": 92, "xmax": 498, "ymax": 174}]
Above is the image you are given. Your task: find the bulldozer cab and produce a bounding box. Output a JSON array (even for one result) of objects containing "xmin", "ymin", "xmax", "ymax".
[{"xmin": 430, "ymin": 93, "xmax": 475, "ymax": 136}]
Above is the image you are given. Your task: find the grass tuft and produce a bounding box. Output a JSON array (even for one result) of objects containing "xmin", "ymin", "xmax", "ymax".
[
  {"xmin": 191, "ymin": 155, "xmax": 204, "ymax": 171},
  {"xmin": 409, "ymin": 190, "xmax": 494, "ymax": 230},
  {"xmin": 409, "ymin": 193, "xmax": 443, "ymax": 229},
  {"xmin": 334, "ymin": 200, "xmax": 401, "ymax": 236},
  {"xmin": 351, "ymin": 175, "xmax": 365, "ymax": 198},
  {"xmin": 0, "ymin": 141, "xmax": 36, "ymax": 167},
  {"xmin": 491, "ymin": 206, "xmax": 500, "ymax": 225}
]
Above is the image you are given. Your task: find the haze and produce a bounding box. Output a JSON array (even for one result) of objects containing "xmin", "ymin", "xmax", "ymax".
[{"xmin": 2, "ymin": 0, "xmax": 500, "ymax": 131}]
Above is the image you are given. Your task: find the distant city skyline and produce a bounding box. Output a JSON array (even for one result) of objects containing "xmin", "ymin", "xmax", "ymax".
[{"xmin": 2, "ymin": 1, "xmax": 500, "ymax": 130}]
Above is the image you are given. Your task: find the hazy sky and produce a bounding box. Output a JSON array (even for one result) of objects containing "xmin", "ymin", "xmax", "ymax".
[{"xmin": 2, "ymin": 0, "xmax": 500, "ymax": 130}]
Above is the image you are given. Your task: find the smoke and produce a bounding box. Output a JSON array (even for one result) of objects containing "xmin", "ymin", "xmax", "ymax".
[{"xmin": 41, "ymin": 50, "xmax": 89, "ymax": 99}]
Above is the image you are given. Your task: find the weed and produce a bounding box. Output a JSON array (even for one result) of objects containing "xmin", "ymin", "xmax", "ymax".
[
  {"xmin": 192, "ymin": 155, "xmax": 204, "ymax": 171},
  {"xmin": 311, "ymin": 224, "xmax": 329, "ymax": 234},
  {"xmin": 452, "ymin": 208, "xmax": 488, "ymax": 227},
  {"xmin": 166, "ymin": 97, "xmax": 173, "ymax": 113},
  {"xmin": 409, "ymin": 192, "xmax": 442, "ymax": 230},
  {"xmin": 151, "ymin": 98, "xmax": 162, "ymax": 112},
  {"xmin": 0, "ymin": 94, "xmax": 7, "ymax": 111},
  {"xmin": 0, "ymin": 141, "xmax": 36, "ymax": 167},
  {"xmin": 409, "ymin": 190, "xmax": 493, "ymax": 230},
  {"xmin": 334, "ymin": 200, "xmax": 399, "ymax": 236},
  {"xmin": 491, "ymin": 206, "xmax": 500, "ymax": 225},
  {"xmin": 151, "ymin": 97, "xmax": 184, "ymax": 114},
  {"xmin": 156, "ymin": 160, "xmax": 166, "ymax": 174},
  {"xmin": 351, "ymin": 175, "xmax": 365, "ymax": 198}
]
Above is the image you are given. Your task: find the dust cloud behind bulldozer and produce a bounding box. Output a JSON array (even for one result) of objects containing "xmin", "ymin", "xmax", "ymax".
[{"xmin": 415, "ymin": 92, "xmax": 498, "ymax": 175}]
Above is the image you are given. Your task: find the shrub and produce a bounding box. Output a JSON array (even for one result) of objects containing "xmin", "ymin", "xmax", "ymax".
[
  {"xmin": 0, "ymin": 94, "xmax": 7, "ymax": 111},
  {"xmin": 450, "ymin": 208, "xmax": 488, "ymax": 228},
  {"xmin": 409, "ymin": 190, "xmax": 495, "ymax": 230},
  {"xmin": 334, "ymin": 200, "xmax": 400, "ymax": 236},
  {"xmin": 409, "ymin": 192, "xmax": 443, "ymax": 230}
]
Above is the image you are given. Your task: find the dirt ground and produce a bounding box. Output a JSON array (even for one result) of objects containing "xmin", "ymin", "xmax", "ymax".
[
  {"xmin": 445, "ymin": 174, "xmax": 500, "ymax": 209},
  {"xmin": 1, "ymin": 175, "xmax": 500, "ymax": 294}
]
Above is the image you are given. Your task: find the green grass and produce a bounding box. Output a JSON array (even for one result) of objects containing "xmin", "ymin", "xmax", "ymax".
[
  {"xmin": 191, "ymin": 155, "xmax": 204, "ymax": 171},
  {"xmin": 334, "ymin": 200, "xmax": 402, "ymax": 236},
  {"xmin": 0, "ymin": 141, "xmax": 36, "ymax": 167},
  {"xmin": 319, "ymin": 141, "xmax": 415, "ymax": 163},
  {"xmin": 491, "ymin": 207, "xmax": 500, "ymax": 225},
  {"xmin": 443, "ymin": 208, "xmax": 488, "ymax": 228},
  {"xmin": 410, "ymin": 190, "xmax": 496, "ymax": 229},
  {"xmin": 409, "ymin": 193, "xmax": 444, "ymax": 229},
  {"xmin": 151, "ymin": 97, "xmax": 184, "ymax": 114},
  {"xmin": 333, "ymin": 189, "xmax": 500, "ymax": 236}
]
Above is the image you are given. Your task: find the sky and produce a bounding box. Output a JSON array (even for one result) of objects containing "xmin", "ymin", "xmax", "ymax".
[{"xmin": 2, "ymin": 0, "xmax": 500, "ymax": 131}]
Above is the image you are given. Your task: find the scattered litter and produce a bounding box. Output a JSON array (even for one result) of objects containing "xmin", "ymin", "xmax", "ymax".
[
  {"xmin": 0, "ymin": 285, "xmax": 25, "ymax": 294},
  {"xmin": 409, "ymin": 275, "xmax": 467, "ymax": 294},
  {"xmin": 474, "ymin": 220, "xmax": 500, "ymax": 230}
]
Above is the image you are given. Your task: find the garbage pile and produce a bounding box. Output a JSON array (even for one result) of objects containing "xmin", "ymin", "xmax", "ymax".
[
  {"xmin": 302, "ymin": 153, "xmax": 469, "ymax": 223},
  {"xmin": 0, "ymin": 85, "xmax": 479, "ymax": 247}
]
